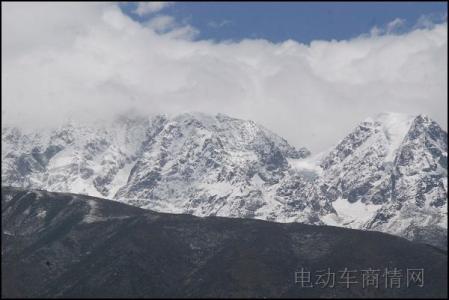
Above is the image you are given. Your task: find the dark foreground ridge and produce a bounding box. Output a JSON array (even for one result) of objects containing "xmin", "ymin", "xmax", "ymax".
[{"xmin": 2, "ymin": 186, "xmax": 447, "ymax": 298}]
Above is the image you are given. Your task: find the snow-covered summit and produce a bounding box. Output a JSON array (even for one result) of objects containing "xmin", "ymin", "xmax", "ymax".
[
  {"xmin": 2, "ymin": 112, "xmax": 315, "ymax": 221},
  {"xmin": 369, "ymin": 112, "xmax": 415, "ymax": 161},
  {"xmin": 1, "ymin": 112, "xmax": 447, "ymax": 248},
  {"xmin": 317, "ymin": 112, "xmax": 447, "ymax": 248}
]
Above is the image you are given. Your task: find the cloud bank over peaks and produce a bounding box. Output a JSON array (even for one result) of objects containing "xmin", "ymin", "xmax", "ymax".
[
  {"xmin": 133, "ymin": 2, "xmax": 174, "ymax": 16},
  {"xmin": 1, "ymin": 2, "xmax": 447, "ymax": 152}
]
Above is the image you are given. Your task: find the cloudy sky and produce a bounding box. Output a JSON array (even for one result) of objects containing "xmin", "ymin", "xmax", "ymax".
[{"xmin": 2, "ymin": 2, "xmax": 447, "ymax": 152}]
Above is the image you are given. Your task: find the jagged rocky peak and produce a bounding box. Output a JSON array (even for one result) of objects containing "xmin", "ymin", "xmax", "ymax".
[
  {"xmin": 318, "ymin": 112, "xmax": 418, "ymax": 207},
  {"xmin": 113, "ymin": 112, "xmax": 315, "ymax": 218},
  {"xmin": 1, "ymin": 112, "xmax": 312, "ymax": 219},
  {"xmin": 1, "ymin": 111, "xmax": 447, "ymax": 249},
  {"xmin": 319, "ymin": 112, "xmax": 447, "ymax": 184},
  {"xmin": 321, "ymin": 112, "xmax": 415, "ymax": 170},
  {"xmin": 316, "ymin": 112, "xmax": 447, "ymax": 249},
  {"xmin": 162, "ymin": 112, "xmax": 309, "ymax": 159}
]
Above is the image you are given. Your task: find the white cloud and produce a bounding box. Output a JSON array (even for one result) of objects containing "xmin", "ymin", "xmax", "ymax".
[
  {"xmin": 369, "ymin": 26, "xmax": 382, "ymax": 37},
  {"xmin": 208, "ymin": 20, "xmax": 232, "ymax": 29},
  {"xmin": 146, "ymin": 15, "xmax": 176, "ymax": 32},
  {"xmin": 145, "ymin": 15, "xmax": 199, "ymax": 39},
  {"xmin": 1, "ymin": 3, "xmax": 447, "ymax": 152},
  {"xmin": 133, "ymin": 2, "xmax": 173, "ymax": 16},
  {"xmin": 368, "ymin": 18, "xmax": 406, "ymax": 37},
  {"xmin": 415, "ymin": 12, "xmax": 447, "ymax": 30},
  {"xmin": 386, "ymin": 18, "xmax": 405, "ymax": 33}
]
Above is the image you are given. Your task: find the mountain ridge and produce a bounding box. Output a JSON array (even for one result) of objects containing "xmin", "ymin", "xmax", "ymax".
[
  {"xmin": 1, "ymin": 111, "xmax": 447, "ymax": 249},
  {"xmin": 2, "ymin": 186, "xmax": 447, "ymax": 298}
]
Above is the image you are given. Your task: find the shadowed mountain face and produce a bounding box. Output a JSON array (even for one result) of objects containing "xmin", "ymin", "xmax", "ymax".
[{"xmin": 2, "ymin": 187, "xmax": 447, "ymax": 298}]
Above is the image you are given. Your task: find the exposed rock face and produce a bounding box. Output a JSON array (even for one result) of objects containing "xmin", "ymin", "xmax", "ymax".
[
  {"xmin": 1, "ymin": 112, "xmax": 321, "ymax": 223},
  {"xmin": 1, "ymin": 112, "xmax": 447, "ymax": 249},
  {"xmin": 2, "ymin": 187, "xmax": 447, "ymax": 298},
  {"xmin": 316, "ymin": 113, "xmax": 447, "ymax": 250}
]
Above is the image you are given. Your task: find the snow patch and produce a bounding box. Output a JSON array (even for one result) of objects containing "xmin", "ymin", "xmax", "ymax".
[
  {"xmin": 3, "ymin": 194, "xmax": 14, "ymax": 203},
  {"xmin": 251, "ymin": 173, "xmax": 265, "ymax": 187},
  {"xmin": 375, "ymin": 112, "xmax": 414, "ymax": 162},
  {"xmin": 324, "ymin": 197, "xmax": 382, "ymax": 229},
  {"xmin": 36, "ymin": 209, "xmax": 47, "ymax": 219},
  {"xmin": 48, "ymin": 147, "xmax": 77, "ymax": 169},
  {"xmin": 83, "ymin": 199, "xmax": 106, "ymax": 223},
  {"xmin": 70, "ymin": 178, "xmax": 103, "ymax": 198},
  {"xmin": 3, "ymin": 230, "xmax": 14, "ymax": 236},
  {"xmin": 198, "ymin": 182, "xmax": 234, "ymax": 197},
  {"xmin": 108, "ymin": 163, "xmax": 134, "ymax": 198},
  {"xmin": 288, "ymin": 155, "xmax": 323, "ymax": 176}
]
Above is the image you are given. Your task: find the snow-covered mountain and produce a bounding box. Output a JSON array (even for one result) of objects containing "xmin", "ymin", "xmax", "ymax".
[
  {"xmin": 2, "ymin": 113, "xmax": 323, "ymax": 223},
  {"xmin": 1, "ymin": 112, "xmax": 447, "ymax": 248},
  {"xmin": 316, "ymin": 113, "xmax": 447, "ymax": 249}
]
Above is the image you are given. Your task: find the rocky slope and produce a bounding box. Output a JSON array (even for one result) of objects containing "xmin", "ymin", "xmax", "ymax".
[
  {"xmin": 1, "ymin": 112, "xmax": 324, "ymax": 224},
  {"xmin": 1, "ymin": 112, "xmax": 447, "ymax": 248},
  {"xmin": 316, "ymin": 113, "xmax": 447, "ymax": 249},
  {"xmin": 2, "ymin": 187, "xmax": 447, "ymax": 298}
]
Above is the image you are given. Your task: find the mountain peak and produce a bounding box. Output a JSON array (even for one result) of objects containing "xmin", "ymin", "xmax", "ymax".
[
  {"xmin": 364, "ymin": 112, "xmax": 415, "ymax": 126},
  {"xmin": 2, "ymin": 112, "xmax": 446, "ymax": 249}
]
